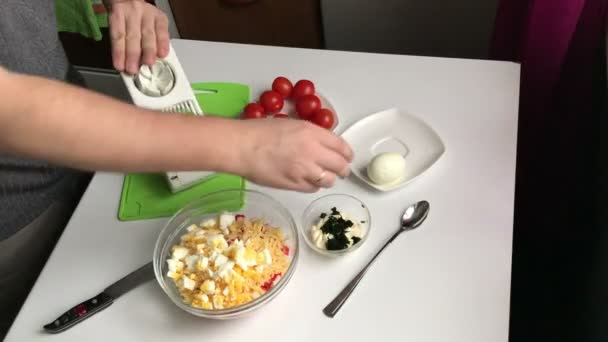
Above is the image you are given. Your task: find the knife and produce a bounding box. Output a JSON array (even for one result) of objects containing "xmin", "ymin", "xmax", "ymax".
[{"xmin": 43, "ymin": 261, "xmax": 154, "ymax": 334}]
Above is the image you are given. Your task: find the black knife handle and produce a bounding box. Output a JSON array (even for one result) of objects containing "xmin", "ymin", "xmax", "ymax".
[{"xmin": 43, "ymin": 292, "xmax": 114, "ymax": 334}]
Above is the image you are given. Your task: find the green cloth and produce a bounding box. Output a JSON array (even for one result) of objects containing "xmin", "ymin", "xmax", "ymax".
[{"xmin": 56, "ymin": 0, "xmax": 108, "ymax": 41}]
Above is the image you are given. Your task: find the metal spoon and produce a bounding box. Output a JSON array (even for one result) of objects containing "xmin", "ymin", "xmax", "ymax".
[{"xmin": 323, "ymin": 200, "xmax": 430, "ymax": 318}]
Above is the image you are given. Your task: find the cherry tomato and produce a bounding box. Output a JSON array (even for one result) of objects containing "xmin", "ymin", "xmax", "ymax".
[
  {"xmin": 273, "ymin": 113, "xmax": 289, "ymax": 118},
  {"xmin": 292, "ymin": 79, "xmax": 315, "ymax": 100},
  {"xmin": 310, "ymin": 108, "xmax": 335, "ymax": 129},
  {"xmin": 259, "ymin": 90, "xmax": 284, "ymax": 114},
  {"xmin": 272, "ymin": 77, "xmax": 293, "ymax": 98},
  {"xmin": 295, "ymin": 94, "xmax": 321, "ymax": 119},
  {"xmin": 243, "ymin": 103, "xmax": 265, "ymax": 119}
]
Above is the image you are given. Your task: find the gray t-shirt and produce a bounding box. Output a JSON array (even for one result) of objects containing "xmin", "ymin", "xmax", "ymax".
[{"xmin": 0, "ymin": 0, "xmax": 80, "ymax": 240}]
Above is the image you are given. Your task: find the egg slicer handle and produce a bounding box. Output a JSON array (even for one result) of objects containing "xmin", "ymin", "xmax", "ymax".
[{"xmin": 43, "ymin": 292, "xmax": 114, "ymax": 334}]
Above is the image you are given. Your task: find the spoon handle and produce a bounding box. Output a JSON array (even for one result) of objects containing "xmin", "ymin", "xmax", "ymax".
[{"xmin": 323, "ymin": 229, "xmax": 402, "ymax": 318}]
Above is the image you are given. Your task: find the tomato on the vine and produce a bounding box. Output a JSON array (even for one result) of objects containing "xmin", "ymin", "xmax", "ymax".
[
  {"xmin": 292, "ymin": 80, "xmax": 315, "ymax": 100},
  {"xmin": 295, "ymin": 94, "xmax": 321, "ymax": 119},
  {"xmin": 310, "ymin": 108, "xmax": 335, "ymax": 129},
  {"xmin": 242, "ymin": 103, "xmax": 266, "ymax": 119},
  {"xmin": 259, "ymin": 90, "xmax": 284, "ymax": 113},
  {"xmin": 273, "ymin": 113, "xmax": 289, "ymax": 118},
  {"xmin": 272, "ymin": 77, "xmax": 293, "ymax": 98}
]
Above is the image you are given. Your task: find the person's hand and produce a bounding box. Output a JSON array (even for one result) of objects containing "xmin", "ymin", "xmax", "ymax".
[
  {"xmin": 236, "ymin": 119, "xmax": 354, "ymax": 192},
  {"xmin": 105, "ymin": 0, "xmax": 170, "ymax": 74}
]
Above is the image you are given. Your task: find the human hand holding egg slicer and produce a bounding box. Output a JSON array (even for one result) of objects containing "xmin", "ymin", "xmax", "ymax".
[{"xmin": 120, "ymin": 43, "xmax": 213, "ymax": 193}]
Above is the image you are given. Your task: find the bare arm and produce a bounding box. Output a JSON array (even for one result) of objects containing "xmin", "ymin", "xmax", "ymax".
[
  {"xmin": 0, "ymin": 68, "xmax": 353, "ymax": 192},
  {"xmin": 0, "ymin": 68, "xmax": 243, "ymax": 173}
]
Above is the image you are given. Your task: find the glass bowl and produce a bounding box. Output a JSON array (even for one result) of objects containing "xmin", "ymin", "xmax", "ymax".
[
  {"xmin": 301, "ymin": 194, "xmax": 371, "ymax": 257},
  {"xmin": 153, "ymin": 189, "xmax": 299, "ymax": 319}
]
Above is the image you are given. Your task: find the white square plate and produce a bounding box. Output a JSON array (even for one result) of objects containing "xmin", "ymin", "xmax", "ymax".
[{"xmin": 341, "ymin": 108, "xmax": 445, "ymax": 191}]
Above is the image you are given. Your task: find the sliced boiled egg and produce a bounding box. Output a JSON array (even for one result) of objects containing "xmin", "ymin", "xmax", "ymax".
[{"xmin": 134, "ymin": 60, "xmax": 175, "ymax": 97}]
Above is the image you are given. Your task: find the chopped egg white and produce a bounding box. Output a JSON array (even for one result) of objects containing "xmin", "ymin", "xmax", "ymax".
[
  {"xmin": 213, "ymin": 295, "xmax": 224, "ymax": 309},
  {"xmin": 227, "ymin": 239, "xmax": 244, "ymax": 254},
  {"xmin": 214, "ymin": 254, "xmax": 229, "ymax": 269},
  {"xmin": 207, "ymin": 235, "xmax": 228, "ymax": 250},
  {"xmin": 201, "ymin": 280, "xmax": 216, "ymax": 294},
  {"xmin": 182, "ymin": 275, "xmax": 196, "ymax": 291},
  {"xmin": 234, "ymin": 243, "xmax": 257, "ymax": 271},
  {"xmin": 185, "ymin": 255, "xmax": 199, "ymax": 271},
  {"xmin": 166, "ymin": 259, "xmax": 184, "ymax": 273},
  {"xmin": 196, "ymin": 293, "xmax": 209, "ymax": 303},
  {"xmin": 200, "ymin": 218, "xmax": 216, "ymax": 228},
  {"xmin": 172, "ymin": 246, "xmax": 189, "ymax": 260},
  {"xmin": 209, "ymin": 250, "xmax": 219, "ymax": 262},
  {"xmin": 216, "ymin": 261, "xmax": 235, "ymax": 280},
  {"xmin": 167, "ymin": 271, "xmax": 180, "ymax": 280},
  {"xmin": 219, "ymin": 213, "xmax": 236, "ymax": 231},
  {"xmin": 196, "ymin": 243, "xmax": 206, "ymax": 254},
  {"xmin": 196, "ymin": 256, "xmax": 209, "ymax": 271},
  {"xmin": 262, "ymin": 249, "xmax": 272, "ymax": 265},
  {"xmin": 186, "ymin": 224, "xmax": 199, "ymax": 232}
]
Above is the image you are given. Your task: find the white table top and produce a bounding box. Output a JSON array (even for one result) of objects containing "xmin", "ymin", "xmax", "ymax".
[{"xmin": 6, "ymin": 39, "xmax": 520, "ymax": 342}]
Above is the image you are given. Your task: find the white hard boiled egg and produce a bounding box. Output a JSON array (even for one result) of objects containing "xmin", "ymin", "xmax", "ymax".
[{"xmin": 366, "ymin": 152, "xmax": 406, "ymax": 186}]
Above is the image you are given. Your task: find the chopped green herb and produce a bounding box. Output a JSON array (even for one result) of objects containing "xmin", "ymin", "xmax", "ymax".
[
  {"xmin": 360, "ymin": 220, "xmax": 366, "ymax": 224},
  {"xmin": 326, "ymin": 232, "xmax": 350, "ymax": 250},
  {"xmin": 320, "ymin": 208, "xmax": 358, "ymax": 250},
  {"xmin": 319, "ymin": 215, "xmax": 345, "ymax": 236},
  {"xmin": 351, "ymin": 236, "xmax": 362, "ymax": 245},
  {"xmin": 320, "ymin": 213, "xmax": 327, "ymax": 219}
]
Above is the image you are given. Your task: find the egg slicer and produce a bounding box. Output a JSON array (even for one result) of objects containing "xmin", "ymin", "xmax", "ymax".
[{"xmin": 120, "ymin": 43, "xmax": 215, "ymax": 193}]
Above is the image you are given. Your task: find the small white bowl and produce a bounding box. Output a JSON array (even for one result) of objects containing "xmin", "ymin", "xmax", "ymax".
[{"xmin": 300, "ymin": 194, "xmax": 371, "ymax": 257}]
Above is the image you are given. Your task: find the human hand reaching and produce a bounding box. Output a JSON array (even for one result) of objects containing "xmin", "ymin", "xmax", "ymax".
[
  {"xmin": 234, "ymin": 119, "xmax": 353, "ymax": 192},
  {"xmin": 105, "ymin": 0, "xmax": 170, "ymax": 74}
]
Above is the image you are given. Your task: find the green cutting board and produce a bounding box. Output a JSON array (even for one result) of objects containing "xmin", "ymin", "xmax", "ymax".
[{"xmin": 118, "ymin": 82, "xmax": 250, "ymax": 221}]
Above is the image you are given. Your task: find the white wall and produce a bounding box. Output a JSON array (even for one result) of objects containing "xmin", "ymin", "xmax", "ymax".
[{"xmin": 321, "ymin": 0, "xmax": 499, "ymax": 59}]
